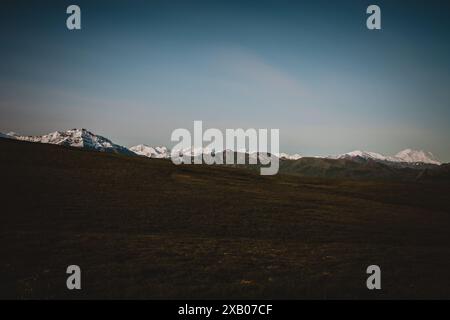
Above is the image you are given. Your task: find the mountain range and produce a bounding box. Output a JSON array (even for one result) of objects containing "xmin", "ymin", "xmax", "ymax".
[
  {"xmin": 0, "ymin": 128, "xmax": 444, "ymax": 168},
  {"xmin": 330, "ymin": 149, "xmax": 441, "ymax": 165}
]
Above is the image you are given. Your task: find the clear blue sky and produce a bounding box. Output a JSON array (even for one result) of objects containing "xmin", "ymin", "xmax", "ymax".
[{"xmin": 1, "ymin": 0, "xmax": 449, "ymax": 160}]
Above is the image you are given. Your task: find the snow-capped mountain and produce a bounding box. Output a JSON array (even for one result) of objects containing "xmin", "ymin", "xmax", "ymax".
[
  {"xmin": 2, "ymin": 128, "xmax": 443, "ymax": 166},
  {"xmin": 129, "ymin": 144, "xmax": 170, "ymax": 159},
  {"xmin": 394, "ymin": 149, "xmax": 441, "ymax": 165},
  {"xmin": 278, "ymin": 153, "xmax": 302, "ymax": 160},
  {"xmin": 141, "ymin": 146, "xmax": 215, "ymax": 158},
  {"xmin": 176, "ymin": 147, "xmax": 214, "ymax": 157},
  {"xmin": 4, "ymin": 129, "xmax": 134, "ymax": 155},
  {"xmin": 103, "ymin": 140, "xmax": 445, "ymax": 166},
  {"xmin": 130, "ymin": 145, "xmax": 283, "ymax": 163},
  {"xmin": 332, "ymin": 149, "xmax": 441, "ymax": 165},
  {"xmin": 331, "ymin": 150, "xmax": 397, "ymax": 162}
]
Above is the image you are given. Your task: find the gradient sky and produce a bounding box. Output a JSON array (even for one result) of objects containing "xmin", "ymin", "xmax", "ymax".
[{"xmin": 1, "ymin": 0, "xmax": 450, "ymax": 160}]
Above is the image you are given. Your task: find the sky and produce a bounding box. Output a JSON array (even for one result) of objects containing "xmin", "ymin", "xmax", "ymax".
[{"xmin": 1, "ymin": 0, "xmax": 450, "ymax": 160}]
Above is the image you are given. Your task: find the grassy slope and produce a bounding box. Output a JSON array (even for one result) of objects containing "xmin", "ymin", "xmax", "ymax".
[{"xmin": 1, "ymin": 137, "xmax": 450, "ymax": 299}]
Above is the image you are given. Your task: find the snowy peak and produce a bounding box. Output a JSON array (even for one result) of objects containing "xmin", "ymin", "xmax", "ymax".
[
  {"xmin": 278, "ymin": 153, "xmax": 302, "ymax": 160},
  {"xmin": 333, "ymin": 150, "xmax": 392, "ymax": 162},
  {"xmin": 394, "ymin": 149, "xmax": 441, "ymax": 165},
  {"xmin": 334, "ymin": 149, "xmax": 441, "ymax": 165},
  {"xmin": 128, "ymin": 145, "xmax": 442, "ymax": 166},
  {"xmin": 6, "ymin": 128, "xmax": 133, "ymax": 155},
  {"xmin": 129, "ymin": 145, "xmax": 299, "ymax": 161},
  {"xmin": 129, "ymin": 144, "xmax": 170, "ymax": 159},
  {"xmin": 129, "ymin": 145, "xmax": 215, "ymax": 158}
]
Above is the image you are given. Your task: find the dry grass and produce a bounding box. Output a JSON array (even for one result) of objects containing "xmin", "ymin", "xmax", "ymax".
[{"xmin": 1, "ymin": 138, "xmax": 450, "ymax": 299}]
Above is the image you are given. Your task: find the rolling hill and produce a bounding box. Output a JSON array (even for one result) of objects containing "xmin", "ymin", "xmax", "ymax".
[{"xmin": 1, "ymin": 137, "xmax": 450, "ymax": 299}]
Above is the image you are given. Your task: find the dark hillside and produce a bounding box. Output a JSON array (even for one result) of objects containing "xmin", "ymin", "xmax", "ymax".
[{"xmin": 1, "ymin": 138, "xmax": 450, "ymax": 299}]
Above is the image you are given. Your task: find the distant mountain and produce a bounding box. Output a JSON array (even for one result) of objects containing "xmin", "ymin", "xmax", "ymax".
[
  {"xmin": 279, "ymin": 153, "xmax": 302, "ymax": 160},
  {"xmin": 1, "ymin": 128, "xmax": 443, "ymax": 168},
  {"xmin": 331, "ymin": 150, "xmax": 395, "ymax": 162},
  {"xmin": 129, "ymin": 144, "xmax": 170, "ymax": 159},
  {"xmin": 394, "ymin": 149, "xmax": 441, "ymax": 165},
  {"xmin": 331, "ymin": 149, "xmax": 441, "ymax": 166},
  {"xmin": 2, "ymin": 128, "xmax": 135, "ymax": 156},
  {"xmin": 128, "ymin": 143, "xmax": 441, "ymax": 166},
  {"xmin": 2, "ymin": 129, "xmax": 448, "ymax": 181}
]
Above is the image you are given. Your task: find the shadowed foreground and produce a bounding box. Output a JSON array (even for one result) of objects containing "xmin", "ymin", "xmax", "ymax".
[{"xmin": 1, "ymin": 138, "xmax": 450, "ymax": 299}]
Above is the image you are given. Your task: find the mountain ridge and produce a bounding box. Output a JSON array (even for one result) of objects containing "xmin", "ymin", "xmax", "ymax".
[
  {"xmin": 331, "ymin": 149, "xmax": 441, "ymax": 165},
  {"xmin": 3, "ymin": 128, "xmax": 135, "ymax": 156},
  {"xmin": 1, "ymin": 128, "xmax": 443, "ymax": 166}
]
